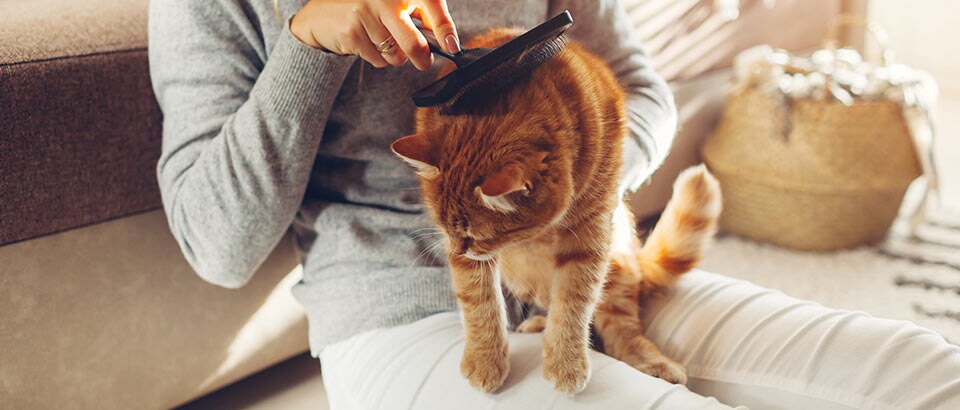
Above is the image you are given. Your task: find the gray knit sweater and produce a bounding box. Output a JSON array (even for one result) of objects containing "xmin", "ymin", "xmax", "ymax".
[{"xmin": 148, "ymin": 0, "xmax": 676, "ymax": 356}]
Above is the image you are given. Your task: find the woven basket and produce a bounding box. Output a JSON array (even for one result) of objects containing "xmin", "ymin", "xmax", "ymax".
[{"xmin": 702, "ymin": 19, "xmax": 923, "ymax": 250}]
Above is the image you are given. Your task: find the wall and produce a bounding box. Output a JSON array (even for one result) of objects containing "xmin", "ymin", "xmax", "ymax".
[
  {"xmin": 869, "ymin": 0, "xmax": 960, "ymax": 96},
  {"xmin": 868, "ymin": 0, "xmax": 960, "ymax": 204}
]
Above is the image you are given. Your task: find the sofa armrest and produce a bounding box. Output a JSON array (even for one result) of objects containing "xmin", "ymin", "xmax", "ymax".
[{"xmin": 0, "ymin": 0, "xmax": 160, "ymax": 246}]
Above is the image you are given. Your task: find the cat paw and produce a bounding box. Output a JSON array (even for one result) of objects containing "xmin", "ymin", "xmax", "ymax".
[
  {"xmin": 516, "ymin": 315, "xmax": 547, "ymax": 333},
  {"xmin": 543, "ymin": 349, "xmax": 591, "ymax": 394},
  {"xmin": 461, "ymin": 344, "xmax": 510, "ymax": 393},
  {"xmin": 635, "ymin": 356, "xmax": 687, "ymax": 385}
]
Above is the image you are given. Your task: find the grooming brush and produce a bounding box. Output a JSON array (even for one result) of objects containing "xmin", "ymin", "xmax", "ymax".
[{"xmin": 412, "ymin": 10, "xmax": 573, "ymax": 111}]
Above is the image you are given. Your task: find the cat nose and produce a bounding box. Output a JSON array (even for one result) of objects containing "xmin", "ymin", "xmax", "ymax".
[{"xmin": 454, "ymin": 237, "xmax": 472, "ymax": 255}]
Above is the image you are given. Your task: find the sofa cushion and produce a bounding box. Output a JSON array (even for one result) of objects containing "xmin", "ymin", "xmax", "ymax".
[
  {"xmin": 0, "ymin": 0, "xmax": 161, "ymax": 246},
  {"xmin": 0, "ymin": 211, "xmax": 307, "ymax": 409},
  {"xmin": 0, "ymin": 0, "xmax": 147, "ymax": 65}
]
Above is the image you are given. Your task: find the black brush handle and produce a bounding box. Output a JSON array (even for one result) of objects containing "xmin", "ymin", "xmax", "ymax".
[
  {"xmin": 413, "ymin": 17, "xmax": 474, "ymax": 67},
  {"xmin": 427, "ymin": 43, "xmax": 487, "ymax": 68},
  {"xmin": 411, "ymin": 10, "xmax": 573, "ymax": 108},
  {"xmin": 429, "ymin": 42, "xmax": 457, "ymax": 62}
]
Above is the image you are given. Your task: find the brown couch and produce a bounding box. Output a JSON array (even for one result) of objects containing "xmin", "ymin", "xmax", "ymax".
[{"xmin": 0, "ymin": 0, "xmax": 851, "ymax": 408}]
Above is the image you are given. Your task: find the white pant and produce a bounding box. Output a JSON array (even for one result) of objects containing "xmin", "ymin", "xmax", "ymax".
[{"xmin": 319, "ymin": 271, "xmax": 960, "ymax": 409}]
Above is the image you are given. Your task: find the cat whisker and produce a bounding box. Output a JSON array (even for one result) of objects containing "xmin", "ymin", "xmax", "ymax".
[
  {"xmin": 557, "ymin": 220, "xmax": 583, "ymax": 244},
  {"xmin": 411, "ymin": 226, "xmax": 441, "ymax": 233},
  {"xmin": 427, "ymin": 238, "xmax": 446, "ymax": 254},
  {"xmin": 409, "ymin": 227, "xmax": 442, "ymax": 236},
  {"xmin": 498, "ymin": 257, "xmax": 537, "ymax": 299},
  {"xmin": 410, "ymin": 231, "xmax": 443, "ymax": 242},
  {"xmin": 409, "ymin": 227, "xmax": 443, "ymax": 241},
  {"xmin": 409, "ymin": 237, "xmax": 448, "ymax": 269}
]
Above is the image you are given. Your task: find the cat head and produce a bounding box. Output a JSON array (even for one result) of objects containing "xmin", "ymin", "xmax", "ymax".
[
  {"xmin": 392, "ymin": 117, "xmax": 573, "ymax": 261},
  {"xmin": 392, "ymin": 28, "xmax": 580, "ymax": 261}
]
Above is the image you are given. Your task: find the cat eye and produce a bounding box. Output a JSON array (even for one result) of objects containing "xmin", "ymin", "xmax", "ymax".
[{"xmin": 454, "ymin": 236, "xmax": 472, "ymax": 255}]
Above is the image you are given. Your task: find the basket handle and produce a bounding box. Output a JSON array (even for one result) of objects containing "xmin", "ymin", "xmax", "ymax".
[{"xmin": 821, "ymin": 14, "xmax": 894, "ymax": 67}]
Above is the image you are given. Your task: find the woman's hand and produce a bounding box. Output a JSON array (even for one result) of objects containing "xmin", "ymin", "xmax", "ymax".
[{"xmin": 291, "ymin": 0, "xmax": 460, "ymax": 71}]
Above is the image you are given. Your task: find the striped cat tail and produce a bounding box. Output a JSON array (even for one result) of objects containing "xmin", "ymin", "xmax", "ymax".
[{"xmin": 638, "ymin": 165, "xmax": 722, "ymax": 293}]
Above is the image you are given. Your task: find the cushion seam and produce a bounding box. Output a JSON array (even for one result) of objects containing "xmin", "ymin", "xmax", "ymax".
[
  {"xmin": 0, "ymin": 205, "xmax": 163, "ymax": 248},
  {"xmin": 0, "ymin": 46, "xmax": 147, "ymax": 68}
]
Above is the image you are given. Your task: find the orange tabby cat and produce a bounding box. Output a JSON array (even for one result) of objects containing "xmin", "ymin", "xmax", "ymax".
[{"xmin": 392, "ymin": 29, "xmax": 721, "ymax": 394}]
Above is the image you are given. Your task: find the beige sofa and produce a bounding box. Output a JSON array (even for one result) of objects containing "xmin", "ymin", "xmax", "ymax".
[{"xmin": 0, "ymin": 1, "xmax": 852, "ymax": 408}]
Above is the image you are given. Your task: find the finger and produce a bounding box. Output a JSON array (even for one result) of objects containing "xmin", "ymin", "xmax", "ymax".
[
  {"xmin": 408, "ymin": 7, "xmax": 427, "ymax": 28},
  {"xmin": 380, "ymin": 10, "xmax": 433, "ymax": 71},
  {"xmin": 350, "ymin": 26, "xmax": 391, "ymax": 68},
  {"xmin": 417, "ymin": 0, "xmax": 460, "ymax": 53},
  {"xmin": 359, "ymin": 6, "xmax": 408, "ymax": 67}
]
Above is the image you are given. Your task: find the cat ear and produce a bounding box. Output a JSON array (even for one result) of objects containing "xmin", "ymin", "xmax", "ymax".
[
  {"xmin": 530, "ymin": 150, "xmax": 549, "ymax": 168},
  {"xmin": 475, "ymin": 164, "xmax": 529, "ymax": 213},
  {"xmin": 479, "ymin": 164, "xmax": 526, "ymax": 197},
  {"xmin": 391, "ymin": 134, "xmax": 439, "ymax": 179},
  {"xmin": 475, "ymin": 150, "xmax": 550, "ymax": 212}
]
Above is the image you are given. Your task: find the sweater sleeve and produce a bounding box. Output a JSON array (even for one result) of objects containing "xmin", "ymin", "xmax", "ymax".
[
  {"xmin": 551, "ymin": 0, "xmax": 678, "ymax": 193},
  {"xmin": 149, "ymin": 0, "xmax": 356, "ymax": 288}
]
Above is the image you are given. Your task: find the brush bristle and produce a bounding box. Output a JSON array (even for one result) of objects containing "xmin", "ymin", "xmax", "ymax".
[{"xmin": 440, "ymin": 35, "xmax": 569, "ymax": 114}]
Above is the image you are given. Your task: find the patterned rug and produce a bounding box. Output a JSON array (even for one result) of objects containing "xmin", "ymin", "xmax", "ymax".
[{"xmin": 698, "ymin": 192, "xmax": 960, "ymax": 344}]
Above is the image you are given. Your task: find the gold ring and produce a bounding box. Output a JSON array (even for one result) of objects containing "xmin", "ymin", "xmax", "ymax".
[{"xmin": 377, "ymin": 36, "xmax": 399, "ymax": 55}]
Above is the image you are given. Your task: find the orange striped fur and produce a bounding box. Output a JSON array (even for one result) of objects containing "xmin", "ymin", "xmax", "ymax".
[
  {"xmin": 593, "ymin": 165, "xmax": 721, "ymax": 384},
  {"xmin": 392, "ymin": 29, "xmax": 720, "ymax": 393}
]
